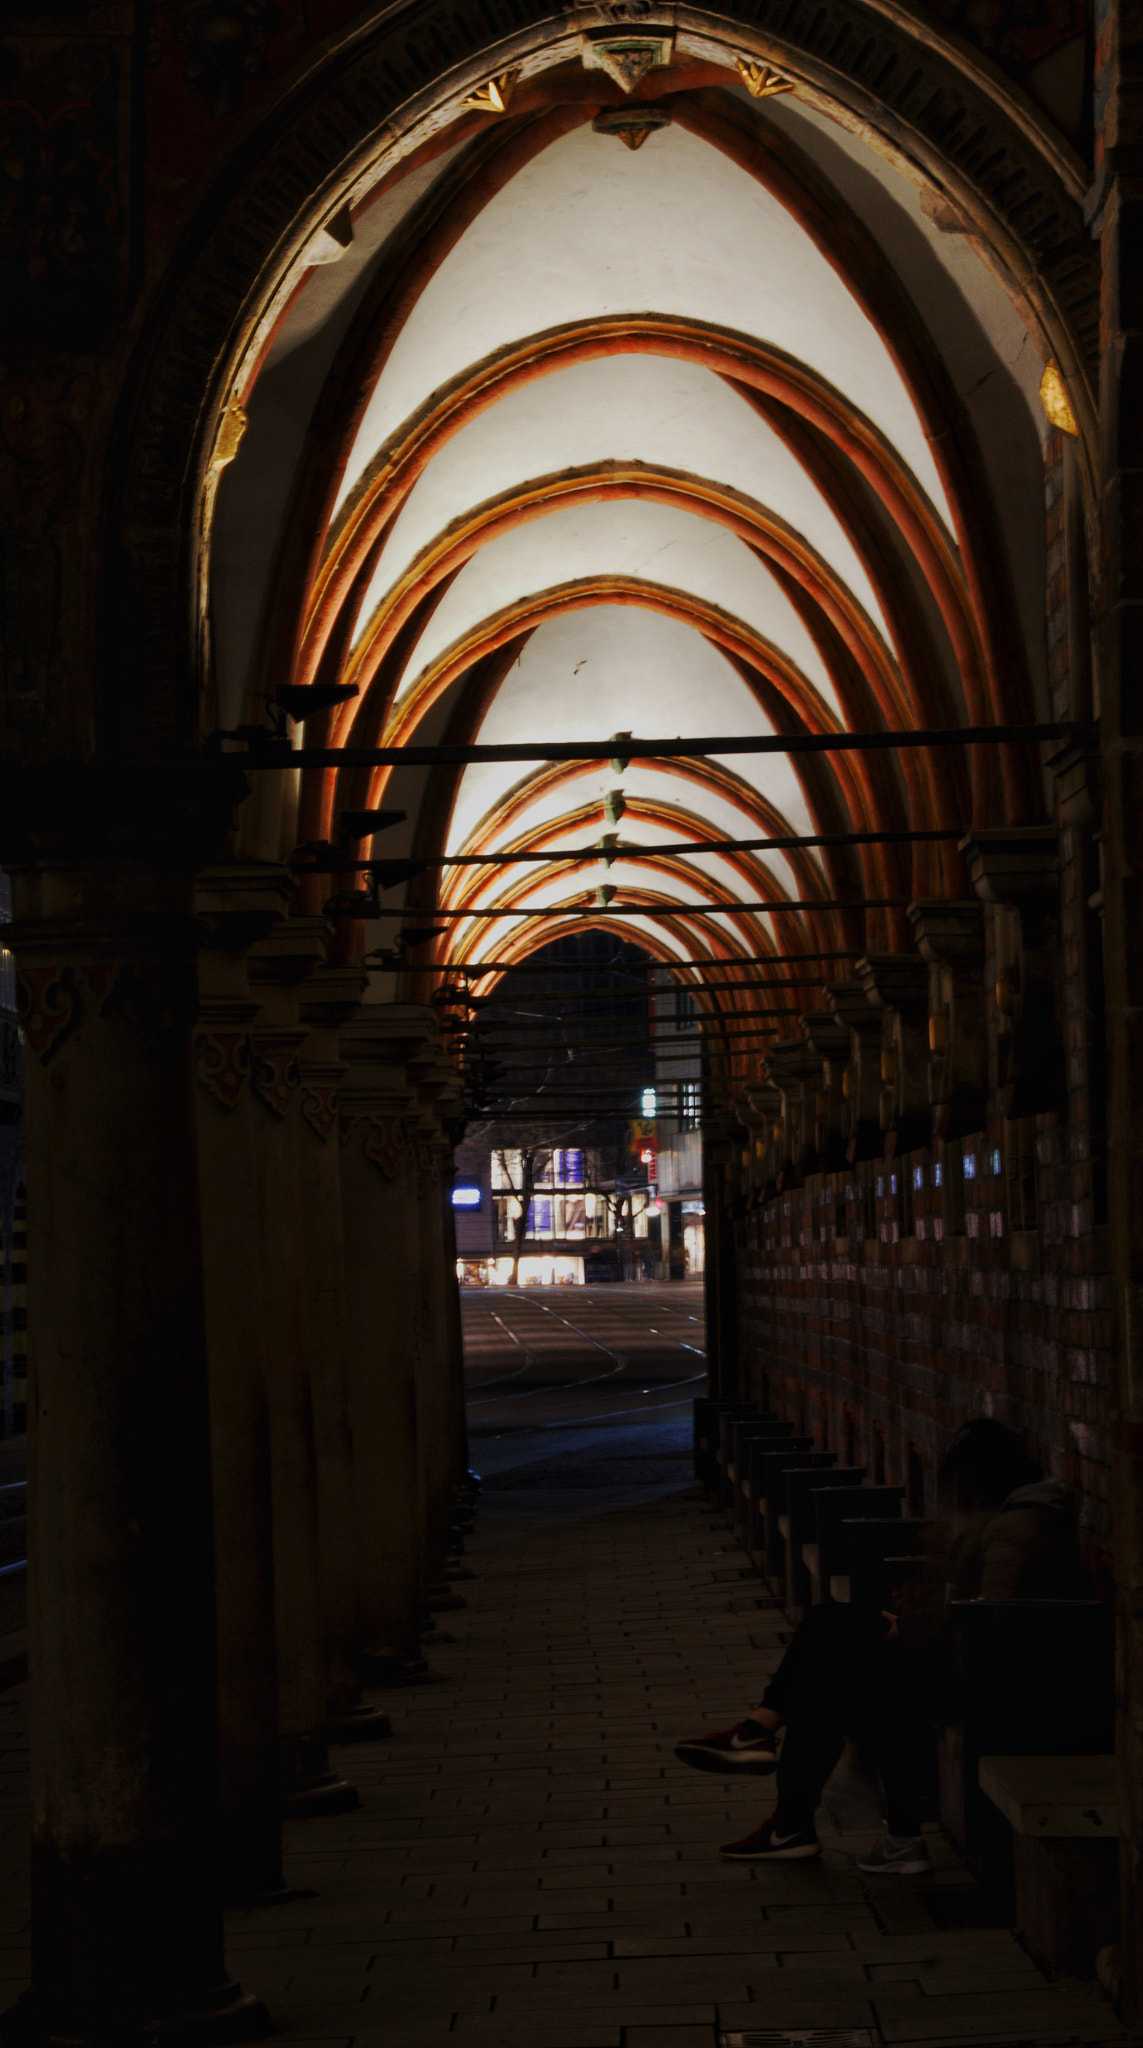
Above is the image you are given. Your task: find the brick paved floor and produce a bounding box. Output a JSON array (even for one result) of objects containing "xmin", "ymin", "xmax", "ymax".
[
  {"xmin": 220, "ymin": 1464, "xmax": 1131, "ymax": 2048},
  {"xmin": 0, "ymin": 1289, "xmax": 1131, "ymax": 2046}
]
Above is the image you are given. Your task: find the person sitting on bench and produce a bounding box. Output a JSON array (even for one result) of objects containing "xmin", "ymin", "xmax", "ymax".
[{"xmin": 675, "ymin": 1418, "xmax": 1083, "ymax": 1875}]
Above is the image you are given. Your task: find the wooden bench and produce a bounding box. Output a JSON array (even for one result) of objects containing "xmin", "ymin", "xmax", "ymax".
[
  {"xmin": 979, "ymin": 1753, "xmax": 1118, "ymax": 1976},
  {"xmin": 692, "ymin": 1398, "xmax": 757, "ymax": 1492},
  {"xmin": 762, "ymin": 1449, "xmax": 836, "ymax": 1581},
  {"xmin": 714, "ymin": 1403, "xmax": 769, "ymax": 1504},
  {"xmin": 727, "ymin": 1418, "xmax": 794, "ymax": 1538},
  {"xmin": 939, "ymin": 1599, "xmax": 1114, "ymax": 1866},
  {"xmin": 830, "ymin": 1516, "xmax": 925, "ymax": 1605},
  {"xmin": 782, "ymin": 1466, "xmax": 867, "ymax": 1614},
  {"xmin": 744, "ymin": 1436, "xmax": 814, "ymax": 1563},
  {"xmin": 804, "ymin": 1486, "xmax": 905, "ymax": 1604}
]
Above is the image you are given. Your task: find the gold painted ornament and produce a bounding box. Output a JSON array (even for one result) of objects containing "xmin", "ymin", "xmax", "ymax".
[
  {"xmin": 736, "ymin": 58, "xmax": 795, "ymax": 98},
  {"xmin": 1039, "ymin": 362, "xmax": 1078, "ymax": 438},
  {"xmin": 462, "ymin": 69, "xmax": 520, "ymax": 115}
]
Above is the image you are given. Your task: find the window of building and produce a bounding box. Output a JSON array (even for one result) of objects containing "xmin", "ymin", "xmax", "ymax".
[
  {"xmin": 680, "ymin": 1080, "xmax": 701, "ymax": 1130},
  {"xmin": 528, "ymin": 1195, "xmax": 553, "ymax": 1237}
]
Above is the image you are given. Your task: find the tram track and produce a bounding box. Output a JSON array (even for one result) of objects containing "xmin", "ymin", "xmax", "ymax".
[{"xmin": 462, "ymin": 1282, "xmax": 707, "ymax": 1432}]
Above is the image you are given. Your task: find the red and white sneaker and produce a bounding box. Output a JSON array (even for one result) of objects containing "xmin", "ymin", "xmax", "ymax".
[
  {"xmin": 720, "ymin": 1815, "xmax": 820, "ymax": 1860},
  {"xmin": 674, "ymin": 1721, "xmax": 778, "ymax": 1773}
]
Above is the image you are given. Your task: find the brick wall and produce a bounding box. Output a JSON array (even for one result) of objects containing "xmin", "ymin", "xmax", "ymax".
[
  {"xmin": 735, "ymin": 1109, "xmax": 1112, "ymax": 1569},
  {"xmin": 728, "ymin": 430, "xmax": 1111, "ymax": 1574}
]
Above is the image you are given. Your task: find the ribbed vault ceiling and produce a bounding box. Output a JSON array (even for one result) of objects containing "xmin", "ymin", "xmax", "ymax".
[{"xmin": 214, "ymin": 41, "xmax": 1061, "ymax": 1081}]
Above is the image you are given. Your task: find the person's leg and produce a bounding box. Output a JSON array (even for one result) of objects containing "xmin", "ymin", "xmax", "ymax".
[
  {"xmin": 718, "ymin": 1627, "xmax": 849, "ymax": 1857},
  {"xmin": 839, "ymin": 1623, "xmax": 935, "ymax": 1874},
  {"xmin": 678, "ymin": 1602, "xmax": 849, "ymax": 1770},
  {"xmin": 756, "ymin": 1600, "xmax": 851, "ymax": 1724},
  {"xmin": 770, "ymin": 1695, "xmax": 846, "ymax": 1835},
  {"xmin": 719, "ymin": 1607, "xmax": 854, "ymax": 1856},
  {"xmin": 868, "ymin": 1740, "xmax": 926, "ymax": 1837}
]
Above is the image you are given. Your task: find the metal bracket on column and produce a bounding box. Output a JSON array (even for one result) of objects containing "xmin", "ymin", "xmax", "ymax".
[
  {"xmin": 827, "ymin": 980, "xmax": 885, "ymax": 1163},
  {"xmin": 960, "ymin": 825, "xmax": 1059, "ymax": 945},
  {"xmin": 764, "ymin": 1038, "xmax": 821, "ymax": 1180},
  {"xmin": 800, "ymin": 1014, "xmax": 851, "ymax": 1168},
  {"xmin": 961, "ymin": 827, "xmax": 1064, "ymax": 1120},
  {"xmin": 857, "ymin": 955, "xmax": 931, "ymax": 1154},
  {"xmin": 907, "ymin": 900, "xmax": 986, "ymax": 1139}
]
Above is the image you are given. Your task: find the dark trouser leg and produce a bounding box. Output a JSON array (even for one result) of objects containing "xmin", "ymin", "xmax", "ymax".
[
  {"xmin": 759, "ymin": 1600, "xmax": 849, "ymax": 1719},
  {"xmin": 773, "ymin": 1700, "xmax": 846, "ymax": 1835},
  {"xmin": 869, "ymin": 1740, "xmax": 926, "ymax": 1837},
  {"xmin": 759, "ymin": 1604, "xmax": 851, "ymax": 1833},
  {"xmin": 843, "ymin": 1626, "xmax": 941, "ymax": 1837}
]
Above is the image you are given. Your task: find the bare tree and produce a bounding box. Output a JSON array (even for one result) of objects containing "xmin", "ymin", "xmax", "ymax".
[{"xmin": 493, "ymin": 1137, "xmax": 553, "ymax": 1285}]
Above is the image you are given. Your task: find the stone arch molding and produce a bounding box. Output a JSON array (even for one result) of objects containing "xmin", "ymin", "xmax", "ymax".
[{"xmin": 114, "ymin": 0, "xmax": 1098, "ymax": 749}]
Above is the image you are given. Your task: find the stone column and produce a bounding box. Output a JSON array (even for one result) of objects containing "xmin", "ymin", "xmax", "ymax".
[
  {"xmin": 438, "ymin": 1118, "xmax": 470, "ymax": 1492},
  {"xmin": 411, "ymin": 1114, "xmax": 463, "ymax": 1567},
  {"xmin": 296, "ymin": 966, "xmax": 389, "ymax": 1738},
  {"xmin": 247, "ymin": 921, "xmax": 357, "ymax": 1815},
  {"xmin": 4, "ymin": 854, "xmax": 268, "ymax": 2045},
  {"xmin": 701, "ymin": 1110, "xmax": 740, "ymax": 1398},
  {"xmin": 405, "ymin": 1026, "xmax": 467, "ymax": 1562},
  {"xmin": 337, "ymin": 1013, "xmax": 425, "ymax": 1677},
  {"xmin": 1093, "ymin": 14, "xmax": 1143, "ymax": 2011},
  {"xmin": 194, "ymin": 865, "xmax": 290, "ymax": 1901}
]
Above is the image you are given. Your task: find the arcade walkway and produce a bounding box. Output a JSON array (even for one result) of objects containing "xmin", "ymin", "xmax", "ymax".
[{"xmin": 0, "ymin": 1289, "xmax": 1129, "ymax": 2045}]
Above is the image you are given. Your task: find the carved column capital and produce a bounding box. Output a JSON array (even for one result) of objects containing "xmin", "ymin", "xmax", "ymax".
[
  {"xmin": 249, "ymin": 1030, "xmax": 305, "ymax": 1118},
  {"xmin": 194, "ymin": 1003, "xmax": 257, "ymax": 1110},
  {"xmin": 295, "ymin": 965, "xmax": 368, "ymax": 1141},
  {"xmin": 245, "ymin": 914, "xmax": 333, "ymax": 1118},
  {"xmin": 339, "ymin": 1011, "xmax": 417, "ymax": 1174},
  {"xmin": 8, "ymin": 867, "xmax": 201, "ymax": 1063},
  {"xmin": 338, "ymin": 1109, "xmax": 413, "ymax": 1180},
  {"xmin": 16, "ymin": 964, "xmax": 81, "ymax": 1063},
  {"xmin": 298, "ymin": 1061, "xmax": 343, "ymax": 1141}
]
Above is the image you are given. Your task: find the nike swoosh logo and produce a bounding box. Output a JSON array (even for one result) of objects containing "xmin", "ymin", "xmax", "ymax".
[
  {"xmin": 730, "ymin": 1733, "xmax": 766, "ymax": 1749},
  {"xmin": 769, "ymin": 1830, "xmax": 800, "ymax": 1845}
]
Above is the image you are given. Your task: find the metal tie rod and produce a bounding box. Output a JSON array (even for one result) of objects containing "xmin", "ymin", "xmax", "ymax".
[
  {"xmin": 451, "ymin": 951, "xmax": 860, "ymax": 974},
  {"xmin": 326, "ymin": 825, "xmax": 963, "ymax": 871},
  {"xmin": 463, "ymin": 1015, "xmax": 810, "ymax": 1036},
  {"xmin": 229, "ymin": 720, "xmax": 1083, "ymax": 769},
  {"xmin": 371, "ymin": 897, "xmax": 912, "ymax": 917},
  {"xmin": 457, "ymin": 977, "xmax": 845, "ymax": 996}
]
